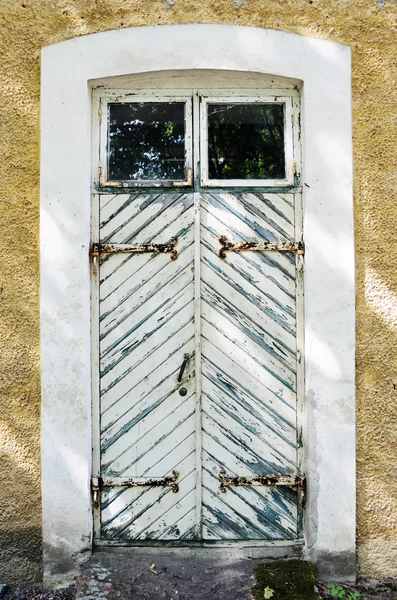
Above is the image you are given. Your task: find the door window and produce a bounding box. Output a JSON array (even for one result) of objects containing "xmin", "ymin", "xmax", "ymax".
[
  {"xmin": 108, "ymin": 102, "xmax": 186, "ymax": 181},
  {"xmin": 200, "ymin": 96, "xmax": 295, "ymax": 187},
  {"xmin": 99, "ymin": 96, "xmax": 193, "ymax": 187},
  {"xmin": 207, "ymin": 103, "xmax": 285, "ymax": 179}
]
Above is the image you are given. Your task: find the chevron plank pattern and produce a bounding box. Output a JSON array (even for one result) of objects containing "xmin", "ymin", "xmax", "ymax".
[
  {"xmin": 99, "ymin": 192, "xmax": 197, "ymax": 541},
  {"xmin": 200, "ymin": 191, "xmax": 300, "ymax": 540}
]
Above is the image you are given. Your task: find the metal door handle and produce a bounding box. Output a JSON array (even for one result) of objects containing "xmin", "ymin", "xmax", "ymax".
[{"xmin": 177, "ymin": 353, "xmax": 190, "ymax": 383}]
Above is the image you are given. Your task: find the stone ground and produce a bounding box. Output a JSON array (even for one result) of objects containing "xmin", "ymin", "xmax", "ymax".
[
  {"xmin": 73, "ymin": 550, "xmax": 264, "ymax": 600},
  {"xmin": 1, "ymin": 586, "xmax": 75, "ymax": 600},
  {"xmin": 72, "ymin": 552, "xmax": 397, "ymax": 600},
  {"xmin": 2, "ymin": 554, "xmax": 397, "ymax": 600}
]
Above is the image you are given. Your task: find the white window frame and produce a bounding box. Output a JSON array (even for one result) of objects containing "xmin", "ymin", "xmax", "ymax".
[
  {"xmin": 97, "ymin": 93, "xmax": 193, "ymax": 187},
  {"xmin": 199, "ymin": 94, "xmax": 295, "ymax": 187},
  {"xmin": 40, "ymin": 25, "xmax": 355, "ymax": 587}
]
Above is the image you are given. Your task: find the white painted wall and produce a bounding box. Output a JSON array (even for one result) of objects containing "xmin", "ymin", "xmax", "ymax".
[{"xmin": 40, "ymin": 25, "xmax": 354, "ymax": 586}]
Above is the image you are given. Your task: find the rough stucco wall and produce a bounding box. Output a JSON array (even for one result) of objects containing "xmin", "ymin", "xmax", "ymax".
[{"xmin": 0, "ymin": 0, "xmax": 396, "ymax": 585}]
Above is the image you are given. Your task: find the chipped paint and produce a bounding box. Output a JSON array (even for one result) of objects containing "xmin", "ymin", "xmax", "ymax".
[
  {"xmin": 96, "ymin": 185, "xmax": 302, "ymax": 542},
  {"xmin": 98, "ymin": 192, "xmax": 197, "ymax": 541}
]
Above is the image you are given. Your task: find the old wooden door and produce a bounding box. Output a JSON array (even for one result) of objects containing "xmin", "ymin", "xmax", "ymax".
[{"xmin": 92, "ymin": 89, "xmax": 304, "ymax": 543}]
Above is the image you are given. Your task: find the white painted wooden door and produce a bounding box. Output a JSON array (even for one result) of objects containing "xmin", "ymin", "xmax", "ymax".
[
  {"xmin": 93, "ymin": 90, "xmax": 303, "ymax": 543},
  {"xmin": 99, "ymin": 192, "xmax": 198, "ymax": 540},
  {"xmin": 200, "ymin": 191, "xmax": 301, "ymax": 540}
]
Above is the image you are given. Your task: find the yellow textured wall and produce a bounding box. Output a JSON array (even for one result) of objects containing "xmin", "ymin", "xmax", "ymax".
[{"xmin": 0, "ymin": 0, "xmax": 396, "ymax": 585}]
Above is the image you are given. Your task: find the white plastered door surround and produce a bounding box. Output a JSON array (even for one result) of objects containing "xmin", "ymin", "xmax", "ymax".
[{"xmin": 40, "ymin": 24, "xmax": 355, "ymax": 587}]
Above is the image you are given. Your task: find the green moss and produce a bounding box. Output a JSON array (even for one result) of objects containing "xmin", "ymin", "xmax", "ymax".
[{"xmin": 252, "ymin": 559, "xmax": 321, "ymax": 600}]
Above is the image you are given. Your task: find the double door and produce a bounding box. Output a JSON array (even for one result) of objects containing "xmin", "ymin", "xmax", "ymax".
[{"xmin": 92, "ymin": 90, "xmax": 304, "ymax": 543}]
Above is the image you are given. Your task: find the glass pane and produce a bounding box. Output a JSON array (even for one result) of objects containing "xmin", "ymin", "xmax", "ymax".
[
  {"xmin": 108, "ymin": 102, "xmax": 186, "ymax": 181},
  {"xmin": 207, "ymin": 103, "xmax": 286, "ymax": 180}
]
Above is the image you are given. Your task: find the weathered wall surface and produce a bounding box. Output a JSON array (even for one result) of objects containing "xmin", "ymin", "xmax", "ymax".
[{"xmin": 0, "ymin": 0, "xmax": 396, "ymax": 584}]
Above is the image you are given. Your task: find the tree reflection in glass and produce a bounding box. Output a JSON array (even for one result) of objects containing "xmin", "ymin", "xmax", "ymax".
[
  {"xmin": 108, "ymin": 102, "xmax": 185, "ymax": 181},
  {"xmin": 208, "ymin": 103, "xmax": 285, "ymax": 180}
]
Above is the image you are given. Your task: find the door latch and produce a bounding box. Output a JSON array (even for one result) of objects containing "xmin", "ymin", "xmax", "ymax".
[{"xmin": 177, "ymin": 353, "xmax": 190, "ymax": 383}]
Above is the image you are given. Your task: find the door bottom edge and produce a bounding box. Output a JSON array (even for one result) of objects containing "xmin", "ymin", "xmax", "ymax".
[{"xmin": 93, "ymin": 539, "xmax": 304, "ymax": 558}]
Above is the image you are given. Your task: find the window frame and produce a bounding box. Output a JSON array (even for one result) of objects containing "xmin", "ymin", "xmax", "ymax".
[
  {"xmin": 97, "ymin": 93, "xmax": 193, "ymax": 188},
  {"xmin": 199, "ymin": 94, "xmax": 296, "ymax": 188}
]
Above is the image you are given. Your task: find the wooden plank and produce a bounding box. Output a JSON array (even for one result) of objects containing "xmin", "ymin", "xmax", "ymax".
[
  {"xmin": 202, "ymin": 338, "xmax": 296, "ymax": 421},
  {"xmin": 202, "ymin": 371, "xmax": 297, "ymax": 465},
  {"xmin": 201, "ymin": 299, "xmax": 296, "ymax": 392},
  {"xmin": 100, "ymin": 192, "xmax": 190, "ymax": 243},
  {"xmin": 102, "ymin": 458, "xmax": 196, "ymax": 540},
  {"xmin": 101, "ymin": 322, "xmax": 194, "ymax": 413},
  {"xmin": 100, "ymin": 216, "xmax": 194, "ymax": 319},
  {"xmin": 100, "ymin": 265, "xmax": 194, "ymax": 359},
  {"xmin": 200, "ymin": 223, "xmax": 296, "ymax": 317},
  {"xmin": 201, "ymin": 255, "xmax": 296, "ymax": 360},
  {"xmin": 100, "ymin": 307, "xmax": 194, "ymax": 402},
  {"xmin": 100, "ymin": 285, "xmax": 194, "ymax": 374},
  {"xmin": 102, "ymin": 337, "xmax": 195, "ymax": 429}
]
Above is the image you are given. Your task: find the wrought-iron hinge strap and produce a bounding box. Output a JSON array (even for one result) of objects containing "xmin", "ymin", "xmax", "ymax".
[
  {"xmin": 91, "ymin": 237, "xmax": 178, "ymax": 261},
  {"xmin": 92, "ymin": 470, "xmax": 179, "ymax": 494},
  {"xmin": 219, "ymin": 469, "xmax": 306, "ymax": 495},
  {"xmin": 218, "ymin": 235, "xmax": 305, "ymax": 259}
]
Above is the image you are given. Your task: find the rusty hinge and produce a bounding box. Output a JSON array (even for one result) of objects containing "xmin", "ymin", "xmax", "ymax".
[
  {"xmin": 218, "ymin": 235, "xmax": 305, "ymax": 259},
  {"xmin": 219, "ymin": 469, "xmax": 306, "ymax": 496},
  {"xmin": 91, "ymin": 477, "xmax": 100, "ymax": 509},
  {"xmin": 91, "ymin": 237, "xmax": 178, "ymax": 261},
  {"xmin": 93, "ymin": 470, "xmax": 180, "ymax": 494}
]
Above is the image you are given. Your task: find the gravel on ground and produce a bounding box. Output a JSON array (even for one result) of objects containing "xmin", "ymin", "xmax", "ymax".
[
  {"xmin": 2, "ymin": 586, "xmax": 75, "ymax": 600},
  {"xmin": 2, "ymin": 577, "xmax": 397, "ymax": 598}
]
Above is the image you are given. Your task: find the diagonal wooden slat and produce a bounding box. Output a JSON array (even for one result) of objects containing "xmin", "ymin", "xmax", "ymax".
[
  {"xmin": 99, "ymin": 195, "xmax": 194, "ymax": 287},
  {"xmin": 100, "ymin": 192, "xmax": 189, "ymax": 243},
  {"xmin": 100, "ymin": 229, "xmax": 194, "ymax": 327},
  {"xmin": 100, "ymin": 288, "xmax": 194, "ymax": 373},
  {"xmin": 201, "ymin": 277, "xmax": 296, "ymax": 370},
  {"xmin": 101, "ymin": 342, "xmax": 195, "ymax": 431},
  {"xmin": 101, "ymin": 327, "xmax": 195, "ymax": 413},
  {"xmin": 200, "ymin": 230, "xmax": 296, "ymax": 331},
  {"xmin": 100, "ymin": 310, "xmax": 194, "ymax": 401}
]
